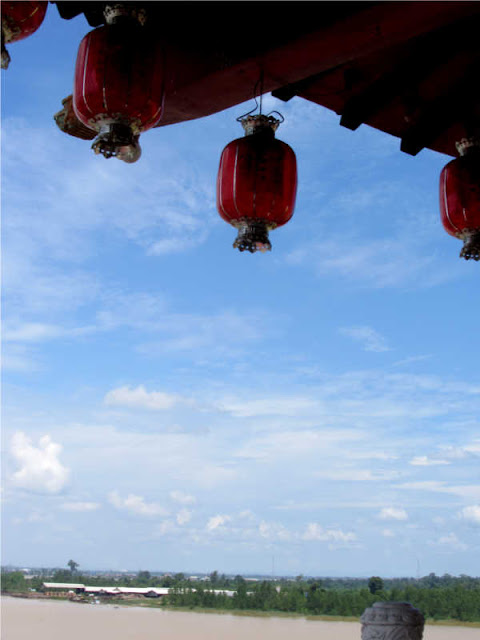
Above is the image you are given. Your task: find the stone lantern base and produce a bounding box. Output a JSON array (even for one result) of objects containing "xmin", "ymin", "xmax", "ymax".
[{"xmin": 361, "ymin": 602, "xmax": 425, "ymax": 640}]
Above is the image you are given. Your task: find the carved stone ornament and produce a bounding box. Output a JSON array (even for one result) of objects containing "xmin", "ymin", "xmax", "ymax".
[{"xmin": 361, "ymin": 602, "xmax": 425, "ymax": 640}]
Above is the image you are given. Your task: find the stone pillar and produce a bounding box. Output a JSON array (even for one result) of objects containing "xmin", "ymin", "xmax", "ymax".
[{"xmin": 361, "ymin": 602, "xmax": 425, "ymax": 640}]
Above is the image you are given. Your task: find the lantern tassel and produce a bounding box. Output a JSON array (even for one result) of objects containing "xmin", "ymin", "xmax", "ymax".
[
  {"xmin": 460, "ymin": 231, "xmax": 480, "ymax": 261},
  {"xmin": 233, "ymin": 219, "xmax": 273, "ymax": 253}
]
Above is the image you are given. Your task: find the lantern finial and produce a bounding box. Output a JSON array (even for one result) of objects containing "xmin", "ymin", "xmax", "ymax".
[
  {"xmin": 1, "ymin": 40, "xmax": 11, "ymax": 69},
  {"xmin": 92, "ymin": 123, "xmax": 142, "ymax": 163},
  {"xmin": 233, "ymin": 219, "xmax": 274, "ymax": 253},
  {"xmin": 459, "ymin": 231, "xmax": 480, "ymax": 261}
]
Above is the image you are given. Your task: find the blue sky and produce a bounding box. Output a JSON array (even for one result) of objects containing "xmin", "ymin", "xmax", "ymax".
[{"xmin": 2, "ymin": 7, "xmax": 479, "ymax": 578}]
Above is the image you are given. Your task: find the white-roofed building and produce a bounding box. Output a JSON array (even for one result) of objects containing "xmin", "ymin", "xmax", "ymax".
[{"xmin": 41, "ymin": 583, "xmax": 171, "ymax": 598}]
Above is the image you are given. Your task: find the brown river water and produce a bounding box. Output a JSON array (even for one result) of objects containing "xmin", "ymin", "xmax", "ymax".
[{"xmin": 2, "ymin": 596, "xmax": 479, "ymax": 640}]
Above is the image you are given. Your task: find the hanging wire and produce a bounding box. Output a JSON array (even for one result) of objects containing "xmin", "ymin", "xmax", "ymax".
[
  {"xmin": 266, "ymin": 110, "xmax": 284, "ymax": 123},
  {"xmin": 236, "ymin": 74, "xmax": 262, "ymax": 122},
  {"xmin": 236, "ymin": 70, "xmax": 284, "ymax": 124}
]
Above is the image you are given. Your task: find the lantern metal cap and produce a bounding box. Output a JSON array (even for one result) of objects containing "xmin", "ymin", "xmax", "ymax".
[
  {"xmin": 455, "ymin": 137, "xmax": 480, "ymax": 156},
  {"xmin": 103, "ymin": 3, "xmax": 147, "ymax": 26},
  {"xmin": 240, "ymin": 114, "xmax": 281, "ymax": 137}
]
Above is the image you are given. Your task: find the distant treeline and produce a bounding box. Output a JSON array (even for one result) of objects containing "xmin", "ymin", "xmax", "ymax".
[{"xmin": 2, "ymin": 569, "xmax": 480, "ymax": 622}]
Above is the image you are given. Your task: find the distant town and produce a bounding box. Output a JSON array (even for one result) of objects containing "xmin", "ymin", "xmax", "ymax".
[{"xmin": 2, "ymin": 563, "xmax": 480, "ymax": 623}]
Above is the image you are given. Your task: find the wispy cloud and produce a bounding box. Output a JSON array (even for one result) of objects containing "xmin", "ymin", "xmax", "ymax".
[
  {"xmin": 339, "ymin": 325, "xmax": 391, "ymax": 352},
  {"xmin": 396, "ymin": 482, "xmax": 480, "ymax": 501},
  {"xmin": 61, "ymin": 502, "xmax": 101, "ymax": 512},
  {"xmin": 108, "ymin": 491, "xmax": 168, "ymax": 517},
  {"xmin": 410, "ymin": 456, "xmax": 450, "ymax": 466},
  {"xmin": 3, "ymin": 322, "xmax": 96, "ymax": 343},
  {"xmin": 285, "ymin": 236, "xmax": 461, "ymax": 290},
  {"xmin": 170, "ymin": 491, "xmax": 196, "ymax": 505},
  {"xmin": 104, "ymin": 385, "xmax": 182, "ymax": 411},
  {"xmin": 302, "ymin": 523, "xmax": 357, "ymax": 545},
  {"xmin": 433, "ymin": 533, "xmax": 468, "ymax": 551},
  {"xmin": 258, "ymin": 520, "xmax": 292, "ymax": 542},
  {"xmin": 378, "ymin": 507, "xmax": 408, "ymax": 521},
  {"xmin": 313, "ymin": 469, "xmax": 399, "ymax": 482},
  {"xmin": 218, "ymin": 395, "xmax": 318, "ymax": 418},
  {"xmin": 176, "ymin": 509, "xmax": 193, "ymax": 525}
]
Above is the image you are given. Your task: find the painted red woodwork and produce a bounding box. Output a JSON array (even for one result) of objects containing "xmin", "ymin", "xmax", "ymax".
[
  {"xmin": 440, "ymin": 142, "xmax": 480, "ymax": 260},
  {"xmin": 73, "ymin": 22, "xmax": 164, "ymax": 160},
  {"xmin": 217, "ymin": 116, "xmax": 297, "ymax": 252}
]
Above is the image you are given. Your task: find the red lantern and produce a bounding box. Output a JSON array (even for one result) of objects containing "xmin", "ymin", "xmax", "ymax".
[
  {"xmin": 73, "ymin": 5, "xmax": 165, "ymax": 163},
  {"xmin": 54, "ymin": 95, "xmax": 97, "ymax": 141},
  {"xmin": 217, "ymin": 114, "xmax": 298, "ymax": 252},
  {"xmin": 1, "ymin": 1, "xmax": 48, "ymax": 69},
  {"xmin": 440, "ymin": 137, "xmax": 480, "ymax": 261}
]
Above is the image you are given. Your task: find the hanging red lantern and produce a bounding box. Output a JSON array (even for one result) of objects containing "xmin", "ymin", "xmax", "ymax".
[
  {"xmin": 54, "ymin": 95, "xmax": 97, "ymax": 141},
  {"xmin": 1, "ymin": 1, "xmax": 48, "ymax": 69},
  {"xmin": 217, "ymin": 114, "xmax": 298, "ymax": 252},
  {"xmin": 73, "ymin": 5, "xmax": 165, "ymax": 163},
  {"xmin": 440, "ymin": 137, "xmax": 480, "ymax": 261}
]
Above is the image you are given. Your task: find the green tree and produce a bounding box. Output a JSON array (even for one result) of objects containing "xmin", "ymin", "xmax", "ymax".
[
  {"xmin": 67, "ymin": 560, "xmax": 79, "ymax": 574},
  {"xmin": 368, "ymin": 576, "xmax": 384, "ymax": 594},
  {"xmin": 1, "ymin": 571, "xmax": 28, "ymax": 592}
]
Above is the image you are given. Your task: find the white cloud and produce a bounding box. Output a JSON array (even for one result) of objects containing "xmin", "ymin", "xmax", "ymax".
[
  {"xmin": 302, "ymin": 523, "xmax": 357, "ymax": 544},
  {"xmin": 104, "ymin": 385, "xmax": 180, "ymax": 411},
  {"xmin": 381, "ymin": 529, "xmax": 395, "ymax": 537},
  {"xmin": 410, "ymin": 456, "xmax": 450, "ymax": 466},
  {"xmin": 170, "ymin": 490, "xmax": 196, "ymax": 505},
  {"xmin": 339, "ymin": 326, "xmax": 391, "ymax": 353},
  {"xmin": 61, "ymin": 502, "xmax": 100, "ymax": 512},
  {"xmin": 108, "ymin": 491, "xmax": 168, "ymax": 517},
  {"xmin": 459, "ymin": 505, "xmax": 480, "ymax": 525},
  {"xmin": 10, "ymin": 432, "xmax": 70, "ymax": 494},
  {"xmin": 206, "ymin": 514, "xmax": 231, "ymax": 531},
  {"xmin": 378, "ymin": 507, "xmax": 408, "ymax": 521},
  {"xmin": 176, "ymin": 509, "xmax": 193, "ymax": 525}
]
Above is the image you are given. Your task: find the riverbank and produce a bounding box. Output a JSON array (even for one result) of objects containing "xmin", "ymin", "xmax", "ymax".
[{"xmin": 2, "ymin": 596, "xmax": 480, "ymax": 640}]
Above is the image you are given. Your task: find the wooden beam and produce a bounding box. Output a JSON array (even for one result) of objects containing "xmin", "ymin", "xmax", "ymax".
[
  {"xmin": 400, "ymin": 66, "xmax": 480, "ymax": 156},
  {"xmin": 339, "ymin": 17, "xmax": 480, "ymax": 132},
  {"xmin": 158, "ymin": 2, "xmax": 480, "ymax": 127}
]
